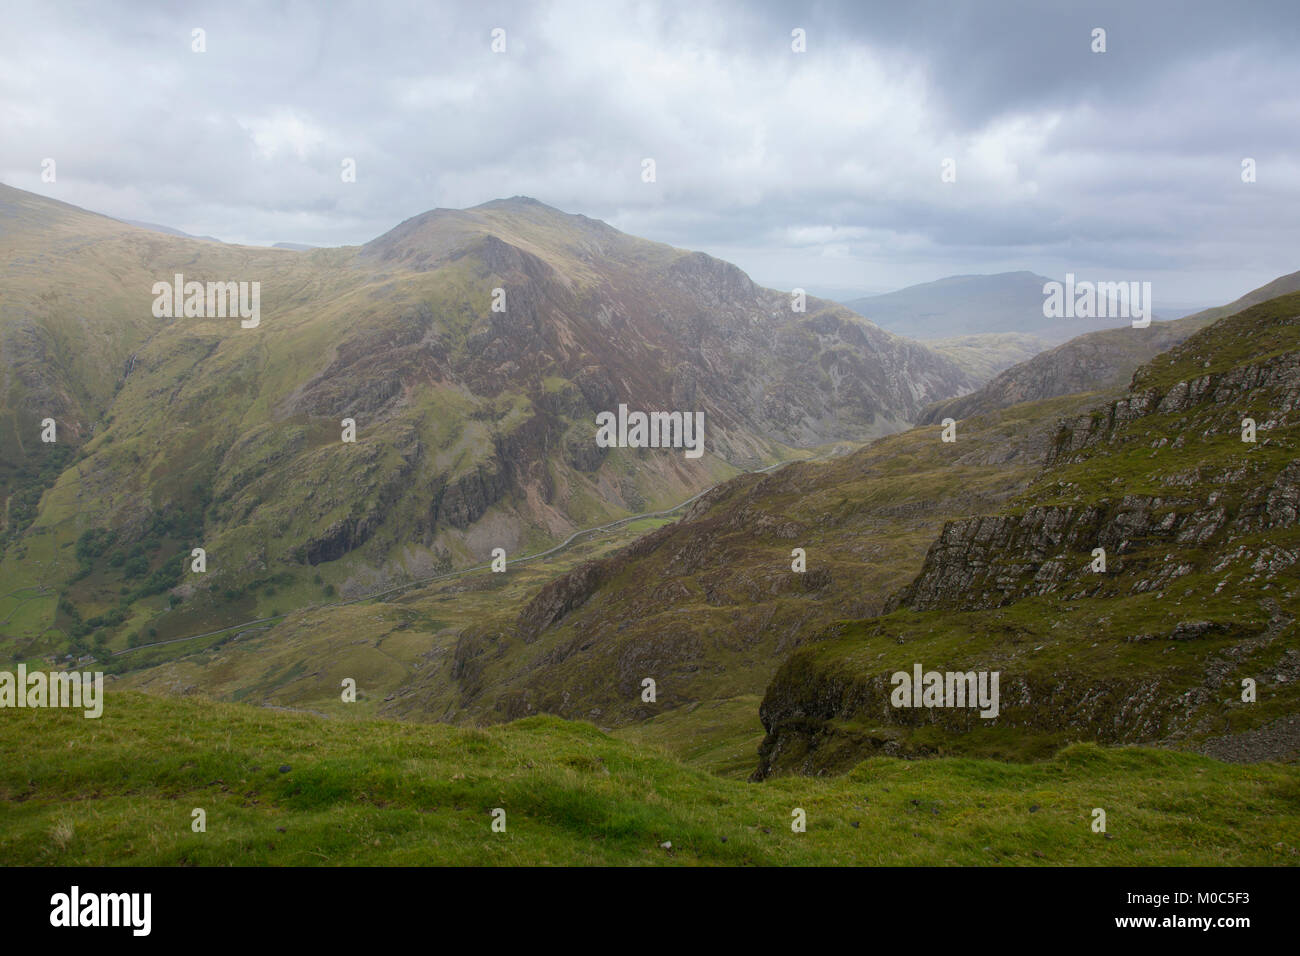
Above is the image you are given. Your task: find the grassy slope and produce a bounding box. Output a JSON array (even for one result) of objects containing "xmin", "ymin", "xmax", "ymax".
[
  {"xmin": 928, "ymin": 332, "xmax": 1051, "ymax": 382},
  {"xmin": 1, "ymin": 691, "xmax": 1295, "ymax": 866},
  {"xmin": 108, "ymin": 513, "xmax": 679, "ymax": 717}
]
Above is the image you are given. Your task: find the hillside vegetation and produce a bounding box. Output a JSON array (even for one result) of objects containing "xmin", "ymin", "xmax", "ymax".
[
  {"xmin": 919, "ymin": 313, "xmax": 1216, "ymax": 425},
  {"xmin": 758, "ymin": 293, "xmax": 1300, "ymax": 776},
  {"xmin": 106, "ymin": 390, "xmax": 1108, "ymax": 775},
  {"xmin": 77, "ymin": 292, "xmax": 1300, "ymax": 782},
  {"xmin": 0, "ymin": 184, "xmax": 976, "ymax": 669},
  {"xmin": 1, "ymin": 692, "xmax": 1295, "ymax": 866}
]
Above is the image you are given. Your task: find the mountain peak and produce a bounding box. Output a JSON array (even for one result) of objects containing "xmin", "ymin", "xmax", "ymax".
[
  {"xmin": 360, "ymin": 195, "xmax": 630, "ymax": 274},
  {"xmin": 476, "ymin": 195, "xmax": 550, "ymax": 209}
]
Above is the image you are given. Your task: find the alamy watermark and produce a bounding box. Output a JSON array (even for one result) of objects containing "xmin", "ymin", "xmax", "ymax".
[
  {"xmin": 890, "ymin": 663, "xmax": 1000, "ymax": 719},
  {"xmin": 0, "ymin": 665, "xmax": 103, "ymax": 718},
  {"xmin": 1043, "ymin": 273, "xmax": 1151, "ymax": 328},
  {"xmin": 595, "ymin": 404, "xmax": 704, "ymax": 459},
  {"xmin": 152, "ymin": 273, "xmax": 260, "ymax": 328},
  {"xmin": 50, "ymin": 886, "xmax": 150, "ymax": 936}
]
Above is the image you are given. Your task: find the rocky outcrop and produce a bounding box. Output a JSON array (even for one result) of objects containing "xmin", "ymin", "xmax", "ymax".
[
  {"xmin": 889, "ymin": 474, "xmax": 1299, "ymax": 612},
  {"xmin": 755, "ymin": 658, "xmax": 1221, "ymax": 778},
  {"xmin": 286, "ymin": 302, "xmax": 439, "ymax": 421},
  {"xmin": 1048, "ymin": 351, "xmax": 1300, "ymax": 463},
  {"xmin": 515, "ymin": 562, "xmax": 612, "ymax": 645},
  {"xmin": 439, "ymin": 461, "xmax": 510, "ymax": 529},
  {"xmin": 754, "ymin": 294, "xmax": 1300, "ymax": 778},
  {"xmin": 514, "ymin": 523, "xmax": 676, "ymax": 643},
  {"xmin": 304, "ymin": 513, "xmax": 380, "ymax": 565},
  {"xmin": 897, "ymin": 343, "xmax": 1300, "ymax": 612}
]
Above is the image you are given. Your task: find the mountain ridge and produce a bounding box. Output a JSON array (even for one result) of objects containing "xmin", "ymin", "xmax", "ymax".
[{"xmin": 0, "ymin": 183, "xmax": 976, "ymax": 670}]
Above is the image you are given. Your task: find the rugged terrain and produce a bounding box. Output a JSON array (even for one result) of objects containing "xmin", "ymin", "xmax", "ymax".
[
  {"xmin": 79, "ymin": 288, "xmax": 1300, "ymax": 783},
  {"xmin": 0, "ymin": 184, "xmax": 977, "ymax": 667},
  {"xmin": 5, "ymin": 183, "xmax": 1297, "ymax": 805},
  {"xmin": 757, "ymin": 293, "xmax": 1300, "ymax": 776},
  {"xmin": 107, "ymin": 387, "xmax": 1108, "ymax": 774},
  {"xmin": 918, "ymin": 315, "xmax": 1214, "ymax": 425}
]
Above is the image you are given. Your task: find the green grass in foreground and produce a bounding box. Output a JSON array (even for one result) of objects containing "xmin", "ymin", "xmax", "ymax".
[{"xmin": 1, "ymin": 692, "xmax": 1297, "ymax": 866}]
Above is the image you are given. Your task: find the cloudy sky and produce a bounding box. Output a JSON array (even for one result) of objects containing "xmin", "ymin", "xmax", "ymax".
[{"xmin": 3, "ymin": 0, "xmax": 1297, "ymax": 305}]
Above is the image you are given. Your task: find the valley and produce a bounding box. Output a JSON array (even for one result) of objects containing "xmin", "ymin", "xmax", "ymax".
[
  {"xmin": 2, "ymin": 185, "xmax": 1297, "ymax": 868},
  {"xmin": 0, "ymin": 184, "xmax": 974, "ymax": 671}
]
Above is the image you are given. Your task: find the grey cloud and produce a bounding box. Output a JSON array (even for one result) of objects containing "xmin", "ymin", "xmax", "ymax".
[{"xmin": 1, "ymin": 0, "xmax": 1295, "ymax": 303}]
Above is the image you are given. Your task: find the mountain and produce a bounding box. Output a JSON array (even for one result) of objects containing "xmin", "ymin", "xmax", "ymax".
[
  {"xmin": 757, "ymin": 291, "xmax": 1300, "ymax": 776},
  {"xmin": 118, "ymin": 219, "xmax": 224, "ymax": 243},
  {"xmin": 0, "ymin": 184, "xmax": 975, "ymax": 666},
  {"xmin": 424, "ymin": 391, "xmax": 1097, "ymax": 741},
  {"xmin": 918, "ymin": 270, "xmax": 1300, "ymax": 426},
  {"xmin": 844, "ymin": 271, "xmax": 1145, "ymax": 344},
  {"xmin": 14, "ymin": 179, "xmax": 1293, "ymax": 791},
  {"xmin": 8, "ymin": 296, "xmax": 1296, "ymax": 865},
  {"xmin": 143, "ymin": 288, "xmax": 1288, "ymax": 779},
  {"xmin": 81, "ymin": 243, "xmax": 1299, "ymax": 778}
]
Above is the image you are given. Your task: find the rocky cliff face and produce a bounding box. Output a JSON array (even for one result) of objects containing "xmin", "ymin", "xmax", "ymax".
[
  {"xmin": 900, "ymin": 313, "xmax": 1300, "ymax": 612},
  {"xmin": 755, "ymin": 292, "xmax": 1300, "ymax": 777}
]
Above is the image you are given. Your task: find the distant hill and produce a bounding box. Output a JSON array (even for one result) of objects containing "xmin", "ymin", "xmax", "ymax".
[
  {"xmin": 843, "ymin": 271, "xmax": 1148, "ymax": 344},
  {"xmin": 119, "ymin": 219, "xmax": 224, "ymax": 243},
  {"xmin": 918, "ymin": 268, "xmax": 1300, "ymax": 425},
  {"xmin": 1177, "ymin": 268, "xmax": 1300, "ymax": 324},
  {"xmin": 272, "ymin": 242, "xmax": 317, "ymax": 251}
]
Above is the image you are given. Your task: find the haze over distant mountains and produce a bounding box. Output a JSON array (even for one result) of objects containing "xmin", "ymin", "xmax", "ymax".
[
  {"xmin": 842, "ymin": 271, "xmax": 1190, "ymax": 345},
  {"xmin": 919, "ymin": 268, "xmax": 1300, "ymax": 425},
  {"xmin": 119, "ymin": 219, "xmax": 224, "ymax": 244},
  {"xmin": 119, "ymin": 218, "xmax": 320, "ymax": 252}
]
